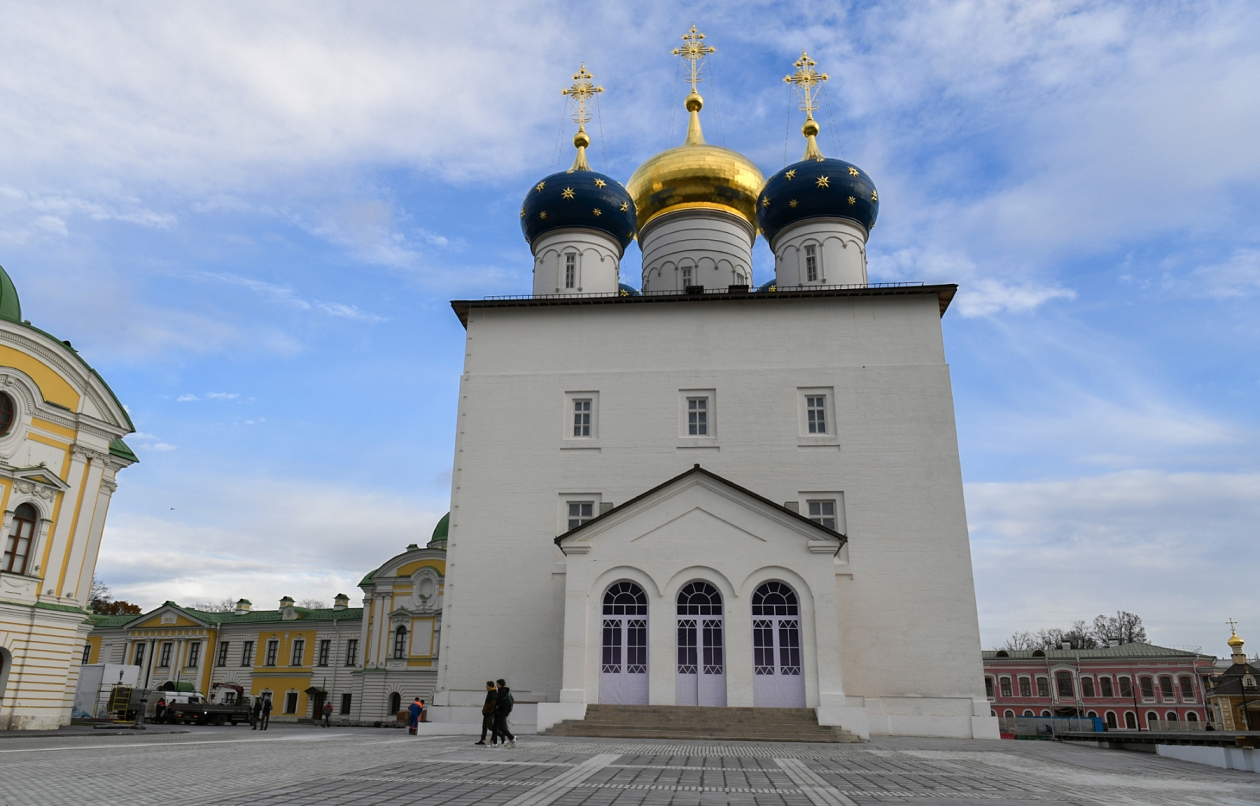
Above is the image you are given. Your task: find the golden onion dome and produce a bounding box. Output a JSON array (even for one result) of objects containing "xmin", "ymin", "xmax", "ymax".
[
  {"xmin": 626, "ymin": 90, "xmax": 765, "ymax": 232},
  {"xmin": 1229, "ymin": 632, "xmax": 1245, "ymax": 648}
]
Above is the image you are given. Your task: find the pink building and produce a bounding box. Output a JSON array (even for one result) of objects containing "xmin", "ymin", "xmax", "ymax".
[{"xmin": 982, "ymin": 642, "xmax": 1216, "ymax": 731}]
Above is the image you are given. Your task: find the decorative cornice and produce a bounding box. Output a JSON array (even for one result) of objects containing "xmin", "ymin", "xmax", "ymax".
[
  {"xmin": 0, "ymin": 325, "xmax": 130, "ymax": 434},
  {"xmin": 71, "ymin": 444, "xmax": 110, "ymax": 464}
]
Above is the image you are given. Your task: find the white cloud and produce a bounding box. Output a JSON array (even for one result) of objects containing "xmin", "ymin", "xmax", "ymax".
[
  {"xmin": 176, "ymin": 394, "xmax": 198, "ymax": 402},
  {"xmin": 189, "ymin": 270, "xmax": 386, "ymax": 322},
  {"xmin": 205, "ymin": 392, "xmax": 239, "ymax": 400},
  {"xmin": 968, "ymin": 469, "xmax": 1260, "ymax": 652}
]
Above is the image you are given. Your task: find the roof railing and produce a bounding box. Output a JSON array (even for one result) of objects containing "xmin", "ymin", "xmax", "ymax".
[{"xmin": 481, "ymin": 281, "xmax": 926, "ymax": 302}]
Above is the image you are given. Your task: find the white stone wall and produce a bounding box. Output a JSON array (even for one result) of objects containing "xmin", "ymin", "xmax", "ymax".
[
  {"xmin": 771, "ymin": 218, "xmax": 868, "ymax": 288},
  {"xmin": 436, "ymin": 292, "xmax": 996, "ymax": 738},
  {"xmin": 640, "ymin": 210, "xmax": 754, "ymax": 292},
  {"xmin": 531, "ymin": 229, "xmax": 623, "ymax": 296}
]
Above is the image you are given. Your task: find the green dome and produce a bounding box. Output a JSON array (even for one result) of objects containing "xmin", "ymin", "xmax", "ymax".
[
  {"xmin": 428, "ymin": 512, "xmax": 449, "ymax": 547},
  {"xmin": 0, "ymin": 266, "xmax": 21, "ymax": 323}
]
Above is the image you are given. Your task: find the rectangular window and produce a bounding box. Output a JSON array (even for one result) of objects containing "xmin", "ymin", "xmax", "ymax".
[
  {"xmin": 985, "ymin": 677, "xmax": 994, "ymax": 698},
  {"xmin": 806, "ymin": 395, "xmax": 827, "ymax": 434},
  {"xmin": 265, "ymin": 640, "xmax": 278, "ymax": 667},
  {"xmin": 567, "ymin": 501, "xmax": 595, "ymax": 531},
  {"xmin": 345, "ymin": 639, "xmax": 358, "ymax": 667},
  {"xmin": 1179, "ymin": 677, "xmax": 1194, "ymax": 699},
  {"xmin": 133, "ymin": 643, "xmax": 145, "ymax": 667},
  {"xmin": 1036, "ymin": 677, "xmax": 1050, "ymax": 698},
  {"xmin": 1119, "ymin": 676, "xmax": 1133, "ymax": 698},
  {"xmin": 291, "ymin": 639, "xmax": 305, "ymax": 666},
  {"xmin": 216, "ymin": 641, "xmax": 229, "ymax": 667},
  {"xmin": 340, "ymin": 693, "xmax": 352, "ymax": 715},
  {"xmin": 682, "ymin": 266, "xmax": 692, "ymax": 287},
  {"xmin": 241, "ymin": 641, "xmax": 254, "ymax": 667},
  {"xmin": 1100, "ymin": 676, "xmax": 1114, "ymax": 698},
  {"xmin": 573, "ymin": 399, "xmax": 591, "ymax": 437},
  {"xmin": 999, "ymin": 677, "xmax": 1011, "ymax": 697},
  {"xmin": 1018, "ymin": 677, "xmax": 1031, "ymax": 697},
  {"xmin": 805, "ymin": 243, "xmax": 818, "ymax": 282},
  {"xmin": 687, "ymin": 397, "xmax": 708, "ymax": 435},
  {"xmin": 317, "ymin": 639, "xmax": 331, "ymax": 667},
  {"xmin": 1140, "ymin": 676, "xmax": 1155, "ymax": 699},
  {"xmin": 564, "ymin": 253, "xmax": 577, "ymax": 289},
  {"xmin": 284, "ymin": 692, "xmax": 298, "ymax": 714},
  {"xmin": 1056, "ymin": 671, "xmax": 1074, "ymax": 697},
  {"xmin": 1081, "ymin": 677, "xmax": 1095, "ymax": 698},
  {"xmin": 159, "ymin": 642, "xmax": 173, "ymax": 668},
  {"xmin": 806, "ymin": 500, "xmax": 837, "ymax": 530},
  {"xmin": 81, "ymin": 643, "xmax": 91, "ymax": 665},
  {"xmin": 3, "ymin": 512, "xmax": 36, "ymax": 575},
  {"xmin": 187, "ymin": 642, "xmax": 200, "ymax": 668},
  {"xmin": 1159, "ymin": 676, "xmax": 1174, "ymax": 699}
]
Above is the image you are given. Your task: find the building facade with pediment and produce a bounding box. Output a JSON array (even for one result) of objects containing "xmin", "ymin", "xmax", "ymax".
[
  {"xmin": 429, "ymin": 41, "xmax": 998, "ymax": 740},
  {"xmin": 0, "ymin": 265, "xmax": 137, "ymax": 730},
  {"xmin": 84, "ymin": 525, "xmax": 446, "ymax": 723}
]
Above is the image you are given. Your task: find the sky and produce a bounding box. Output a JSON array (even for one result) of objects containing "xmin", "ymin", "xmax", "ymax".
[{"xmin": 1, "ymin": 1, "xmax": 1257, "ymax": 653}]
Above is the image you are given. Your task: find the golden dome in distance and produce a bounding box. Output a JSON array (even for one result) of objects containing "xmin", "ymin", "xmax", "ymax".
[{"xmin": 626, "ymin": 25, "xmax": 765, "ymax": 232}]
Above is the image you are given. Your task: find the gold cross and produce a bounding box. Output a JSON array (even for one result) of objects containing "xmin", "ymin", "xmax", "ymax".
[
  {"xmin": 673, "ymin": 24, "xmax": 715, "ymax": 95},
  {"xmin": 562, "ymin": 64, "xmax": 603, "ymax": 134},
  {"xmin": 784, "ymin": 51, "xmax": 828, "ymax": 123},
  {"xmin": 1229, "ymin": 618, "xmax": 1239, "ymax": 633}
]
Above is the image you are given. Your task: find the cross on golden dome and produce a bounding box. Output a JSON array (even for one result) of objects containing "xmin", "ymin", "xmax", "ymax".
[
  {"xmin": 785, "ymin": 51, "xmax": 830, "ymax": 161},
  {"xmin": 561, "ymin": 64, "xmax": 603, "ymax": 171},
  {"xmin": 674, "ymin": 24, "xmax": 715, "ymax": 97}
]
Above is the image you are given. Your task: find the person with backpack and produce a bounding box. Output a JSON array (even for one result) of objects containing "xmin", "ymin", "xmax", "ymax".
[
  {"xmin": 407, "ymin": 697, "xmax": 423, "ymax": 735},
  {"xmin": 492, "ymin": 678, "xmax": 515, "ymax": 748},
  {"xmin": 475, "ymin": 681, "xmax": 496, "ymax": 746}
]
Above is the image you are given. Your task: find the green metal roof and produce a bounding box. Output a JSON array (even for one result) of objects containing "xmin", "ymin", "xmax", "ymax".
[
  {"xmin": 983, "ymin": 642, "xmax": 1209, "ymax": 660},
  {"xmin": 429, "ymin": 512, "xmax": 449, "ymax": 546},
  {"xmin": 89, "ymin": 613, "xmax": 145, "ymax": 627},
  {"xmin": 109, "ymin": 439, "xmax": 138, "ymax": 463},
  {"xmin": 0, "ymin": 265, "xmax": 20, "ymax": 323},
  {"xmin": 161, "ymin": 602, "xmax": 365, "ymax": 625}
]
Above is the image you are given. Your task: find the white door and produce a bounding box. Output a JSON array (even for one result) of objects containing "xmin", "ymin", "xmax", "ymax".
[
  {"xmin": 751, "ymin": 582, "xmax": 806, "ymax": 708},
  {"xmin": 676, "ymin": 582, "xmax": 726, "ymax": 706},
  {"xmin": 600, "ymin": 582, "xmax": 648, "ymax": 705}
]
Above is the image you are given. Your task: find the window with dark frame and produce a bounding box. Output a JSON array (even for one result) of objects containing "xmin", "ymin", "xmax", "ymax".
[
  {"xmin": 1036, "ymin": 677, "xmax": 1050, "ymax": 697},
  {"xmin": 241, "ymin": 640, "xmax": 253, "ymax": 667},
  {"xmin": 806, "ymin": 395, "xmax": 826, "ymax": 434},
  {"xmin": 3, "ymin": 502, "xmax": 38, "ymax": 575},
  {"xmin": 0, "ymin": 392, "xmax": 14, "ymax": 435},
  {"xmin": 133, "ymin": 643, "xmax": 145, "ymax": 667},
  {"xmin": 1179, "ymin": 676, "xmax": 1194, "ymax": 699},
  {"xmin": 985, "ymin": 677, "xmax": 994, "ymax": 698},
  {"xmin": 345, "ymin": 639, "xmax": 358, "ymax": 666},
  {"xmin": 187, "ymin": 642, "xmax": 200, "ymax": 668},
  {"xmin": 567, "ymin": 501, "xmax": 594, "ymax": 531},
  {"xmin": 265, "ymin": 639, "xmax": 278, "ymax": 666},
  {"xmin": 290, "ymin": 638, "xmax": 305, "ymax": 666},
  {"xmin": 1082, "ymin": 677, "xmax": 1096, "ymax": 698},
  {"xmin": 573, "ymin": 399, "xmax": 591, "ymax": 437},
  {"xmin": 217, "ymin": 641, "xmax": 229, "ymax": 667},
  {"xmin": 1056, "ymin": 671, "xmax": 1074, "ymax": 697},
  {"xmin": 1018, "ymin": 677, "xmax": 1031, "ymax": 697},
  {"xmin": 1119, "ymin": 676, "xmax": 1133, "ymax": 698},
  {"xmin": 393, "ymin": 626, "xmax": 408, "ymax": 659},
  {"xmin": 1140, "ymin": 676, "xmax": 1155, "ymax": 699},
  {"xmin": 81, "ymin": 643, "xmax": 91, "ymax": 664},
  {"xmin": 159, "ymin": 642, "xmax": 173, "ymax": 668},
  {"xmin": 999, "ymin": 677, "xmax": 1011, "ymax": 697},
  {"xmin": 1100, "ymin": 676, "xmax": 1114, "ymax": 697},
  {"xmin": 1159, "ymin": 676, "xmax": 1175, "ymax": 699},
  {"xmin": 284, "ymin": 692, "xmax": 298, "ymax": 714},
  {"xmin": 340, "ymin": 693, "xmax": 352, "ymax": 714},
  {"xmin": 317, "ymin": 639, "xmax": 331, "ymax": 667},
  {"xmin": 687, "ymin": 397, "xmax": 708, "ymax": 435}
]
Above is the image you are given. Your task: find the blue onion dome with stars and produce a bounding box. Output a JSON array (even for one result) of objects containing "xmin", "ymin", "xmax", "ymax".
[
  {"xmin": 755, "ymin": 52, "xmax": 879, "ymax": 248},
  {"xmin": 520, "ymin": 64, "xmax": 638, "ymax": 251}
]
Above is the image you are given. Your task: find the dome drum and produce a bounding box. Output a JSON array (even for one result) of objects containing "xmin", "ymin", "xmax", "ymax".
[
  {"xmin": 531, "ymin": 228, "xmax": 624, "ymax": 296},
  {"xmin": 770, "ymin": 218, "xmax": 868, "ymax": 288},
  {"xmin": 638, "ymin": 208, "xmax": 754, "ymax": 293}
]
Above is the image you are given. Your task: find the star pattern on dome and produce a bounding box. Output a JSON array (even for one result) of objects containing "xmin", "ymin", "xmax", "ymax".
[
  {"xmin": 562, "ymin": 188, "xmax": 575, "ymax": 199},
  {"xmin": 520, "ymin": 208, "xmax": 526, "ymax": 218},
  {"xmin": 594, "ymin": 178, "xmax": 607, "ymax": 188},
  {"xmin": 620, "ymin": 201, "xmax": 629, "ymax": 212},
  {"xmin": 761, "ymin": 196, "xmax": 770, "ymax": 208},
  {"xmin": 540, "ymin": 211, "xmax": 548, "ymax": 219},
  {"xmin": 789, "ymin": 199, "xmax": 798, "ymax": 208},
  {"xmin": 785, "ymin": 169, "xmax": 796, "ymax": 180},
  {"xmin": 871, "ymin": 190, "xmax": 878, "ymax": 202},
  {"xmin": 592, "ymin": 208, "xmax": 602, "ymax": 216},
  {"xmin": 816, "ymin": 176, "xmax": 830, "ymax": 188},
  {"xmin": 848, "ymin": 166, "xmax": 860, "ymax": 177},
  {"xmin": 847, "ymin": 196, "xmax": 856, "ymax": 205},
  {"xmin": 536, "ymin": 181, "xmax": 546, "ymax": 192}
]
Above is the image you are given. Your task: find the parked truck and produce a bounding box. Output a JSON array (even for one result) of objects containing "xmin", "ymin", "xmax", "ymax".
[{"xmin": 167, "ymin": 694, "xmax": 254, "ymax": 726}]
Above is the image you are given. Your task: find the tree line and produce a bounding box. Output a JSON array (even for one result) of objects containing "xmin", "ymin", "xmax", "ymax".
[{"xmin": 1001, "ymin": 611, "xmax": 1147, "ymax": 651}]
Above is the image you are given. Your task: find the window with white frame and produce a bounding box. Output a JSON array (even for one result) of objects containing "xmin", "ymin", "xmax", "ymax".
[
  {"xmin": 567, "ymin": 501, "xmax": 595, "ymax": 531},
  {"xmin": 265, "ymin": 639, "xmax": 279, "ymax": 666},
  {"xmin": 687, "ymin": 397, "xmax": 708, "ymax": 435},
  {"xmin": 345, "ymin": 639, "xmax": 358, "ymax": 666},
  {"xmin": 241, "ymin": 641, "xmax": 253, "ymax": 666},
  {"xmin": 573, "ymin": 399, "xmax": 592, "ymax": 437},
  {"xmin": 805, "ymin": 243, "xmax": 819, "ymax": 282},
  {"xmin": 290, "ymin": 638, "xmax": 305, "ymax": 666},
  {"xmin": 564, "ymin": 253, "xmax": 577, "ymax": 289},
  {"xmin": 806, "ymin": 500, "xmax": 837, "ymax": 530},
  {"xmin": 217, "ymin": 641, "xmax": 230, "ymax": 666},
  {"xmin": 806, "ymin": 395, "xmax": 826, "ymax": 434},
  {"xmin": 682, "ymin": 266, "xmax": 693, "ymax": 287},
  {"xmin": 317, "ymin": 639, "xmax": 331, "ymax": 667},
  {"xmin": 159, "ymin": 642, "xmax": 173, "ymax": 668}
]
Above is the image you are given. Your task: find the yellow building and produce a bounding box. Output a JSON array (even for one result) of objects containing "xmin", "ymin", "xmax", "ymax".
[
  {"xmin": 0, "ymin": 265, "xmax": 136, "ymax": 730},
  {"xmin": 85, "ymin": 520, "xmax": 446, "ymax": 722},
  {"xmin": 1207, "ymin": 630, "xmax": 1260, "ymax": 731}
]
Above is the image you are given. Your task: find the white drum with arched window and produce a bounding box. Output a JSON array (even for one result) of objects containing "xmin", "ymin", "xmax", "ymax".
[
  {"xmin": 752, "ymin": 581, "xmax": 806, "ymax": 707},
  {"xmin": 676, "ymin": 581, "xmax": 726, "ymax": 706},
  {"xmin": 600, "ymin": 582, "xmax": 648, "ymax": 705}
]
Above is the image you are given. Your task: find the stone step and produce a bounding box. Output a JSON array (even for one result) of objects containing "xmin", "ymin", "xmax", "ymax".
[{"xmin": 540, "ymin": 705, "xmax": 862, "ymax": 743}]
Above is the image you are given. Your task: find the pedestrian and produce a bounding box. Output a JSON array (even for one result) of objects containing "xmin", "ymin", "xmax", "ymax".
[
  {"xmin": 321, "ymin": 700, "xmax": 333, "ymax": 728},
  {"xmin": 155, "ymin": 697, "xmax": 167, "ymax": 723},
  {"xmin": 260, "ymin": 695, "xmax": 272, "ymax": 730},
  {"xmin": 493, "ymin": 678, "xmax": 515, "ymax": 748},
  {"xmin": 251, "ymin": 696, "xmax": 262, "ymax": 730},
  {"xmin": 475, "ymin": 681, "xmax": 497, "ymax": 746},
  {"xmin": 407, "ymin": 697, "xmax": 422, "ymax": 735}
]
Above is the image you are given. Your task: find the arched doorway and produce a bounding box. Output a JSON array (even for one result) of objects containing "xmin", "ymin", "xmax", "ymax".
[
  {"xmin": 751, "ymin": 581, "xmax": 805, "ymax": 707},
  {"xmin": 676, "ymin": 581, "xmax": 725, "ymax": 706},
  {"xmin": 388, "ymin": 692, "xmax": 401, "ymax": 716},
  {"xmin": 600, "ymin": 582, "xmax": 648, "ymax": 704}
]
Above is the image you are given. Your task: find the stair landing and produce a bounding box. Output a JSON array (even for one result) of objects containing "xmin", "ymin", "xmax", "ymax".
[{"xmin": 541, "ymin": 704, "xmax": 861, "ymax": 743}]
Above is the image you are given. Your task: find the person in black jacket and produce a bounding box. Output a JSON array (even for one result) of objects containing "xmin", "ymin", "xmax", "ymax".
[
  {"xmin": 251, "ymin": 697, "xmax": 262, "ymax": 730},
  {"xmin": 492, "ymin": 678, "xmax": 515, "ymax": 747},
  {"xmin": 475, "ymin": 681, "xmax": 496, "ymax": 746},
  {"xmin": 259, "ymin": 695, "xmax": 272, "ymax": 730}
]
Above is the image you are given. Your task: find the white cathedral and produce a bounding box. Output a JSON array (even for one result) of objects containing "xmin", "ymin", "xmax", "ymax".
[{"xmin": 430, "ymin": 38, "xmax": 999, "ymax": 740}]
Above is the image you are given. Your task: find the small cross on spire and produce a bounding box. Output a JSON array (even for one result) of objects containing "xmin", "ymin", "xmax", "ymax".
[
  {"xmin": 561, "ymin": 64, "xmax": 603, "ymax": 172},
  {"xmin": 1229, "ymin": 618, "xmax": 1239, "ymax": 633},
  {"xmin": 673, "ymin": 24, "xmax": 715, "ymax": 96},
  {"xmin": 785, "ymin": 51, "xmax": 830, "ymax": 161}
]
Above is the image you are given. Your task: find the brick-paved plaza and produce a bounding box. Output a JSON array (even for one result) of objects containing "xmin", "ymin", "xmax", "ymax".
[{"xmin": 4, "ymin": 724, "xmax": 1259, "ymax": 806}]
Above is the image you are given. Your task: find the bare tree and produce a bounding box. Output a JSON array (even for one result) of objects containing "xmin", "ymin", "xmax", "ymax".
[
  {"xmin": 1093, "ymin": 611, "xmax": 1146, "ymax": 645},
  {"xmin": 88, "ymin": 576, "xmax": 111, "ymax": 611},
  {"xmin": 192, "ymin": 598, "xmax": 238, "ymax": 613},
  {"xmin": 297, "ymin": 598, "xmax": 328, "ymax": 609},
  {"xmin": 1001, "ymin": 631, "xmax": 1041, "ymax": 651},
  {"xmin": 1061, "ymin": 620, "xmax": 1099, "ymax": 650},
  {"xmin": 88, "ymin": 575, "xmax": 142, "ymax": 615}
]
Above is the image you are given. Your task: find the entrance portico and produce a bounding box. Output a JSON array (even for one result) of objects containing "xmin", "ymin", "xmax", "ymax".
[{"xmin": 550, "ymin": 466, "xmax": 860, "ymax": 731}]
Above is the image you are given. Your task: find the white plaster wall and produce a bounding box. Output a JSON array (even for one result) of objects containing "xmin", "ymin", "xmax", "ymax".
[
  {"xmin": 435, "ymin": 293, "xmax": 993, "ymax": 738},
  {"xmin": 532, "ymin": 229, "xmax": 623, "ymax": 296},
  {"xmin": 772, "ymin": 218, "xmax": 868, "ymax": 288},
  {"xmin": 640, "ymin": 210, "xmax": 754, "ymax": 292}
]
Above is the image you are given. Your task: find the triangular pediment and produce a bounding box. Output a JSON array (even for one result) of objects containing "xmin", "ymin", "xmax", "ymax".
[
  {"xmin": 130, "ymin": 603, "xmax": 213, "ymax": 630},
  {"xmin": 11, "ymin": 465, "xmax": 72, "ymax": 492},
  {"xmin": 556, "ymin": 465, "xmax": 845, "ymax": 556}
]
